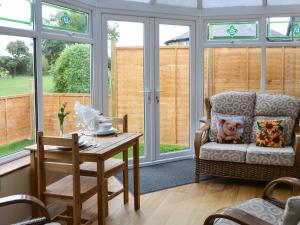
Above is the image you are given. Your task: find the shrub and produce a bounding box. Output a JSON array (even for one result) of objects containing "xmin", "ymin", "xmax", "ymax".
[
  {"xmin": 0, "ymin": 67, "xmax": 11, "ymax": 79},
  {"xmin": 51, "ymin": 44, "xmax": 90, "ymax": 93}
]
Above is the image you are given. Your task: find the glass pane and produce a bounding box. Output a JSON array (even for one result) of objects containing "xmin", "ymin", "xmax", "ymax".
[
  {"xmin": 0, "ymin": 35, "xmax": 35, "ymax": 157},
  {"xmin": 107, "ymin": 21, "xmax": 145, "ymax": 159},
  {"xmin": 159, "ymin": 24, "xmax": 190, "ymax": 154},
  {"xmin": 0, "ymin": 0, "xmax": 33, "ymax": 29},
  {"xmin": 268, "ymin": 0, "xmax": 300, "ymax": 5},
  {"xmin": 203, "ymin": 0, "xmax": 262, "ymax": 8},
  {"xmin": 156, "ymin": 0, "xmax": 197, "ymax": 8},
  {"xmin": 266, "ymin": 47, "xmax": 300, "ymax": 97},
  {"xmin": 42, "ymin": 40, "xmax": 91, "ymax": 136},
  {"xmin": 42, "ymin": 2, "xmax": 89, "ymax": 34},
  {"xmin": 267, "ymin": 17, "xmax": 300, "ymax": 42},
  {"xmin": 208, "ymin": 21, "xmax": 259, "ymax": 41},
  {"xmin": 204, "ymin": 48, "xmax": 261, "ymax": 114}
]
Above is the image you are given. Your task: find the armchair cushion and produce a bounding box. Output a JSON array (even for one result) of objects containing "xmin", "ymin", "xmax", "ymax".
[
  {"xmin": 209, "ymin": 92, "xmax": 256, "ymax": 143},
  {"xmin": 251, "ymin": 116, "xmax": 295, "ymax": 146},
  {"xmin": 214, "ymin": 198, "xmax": 284, "ymax": 225},
  {"xmin": 280, "ymin": 196, "xmax": 300, "ymax": 225},
  {"xmin": 246, "ymin": 143, "xmax": 295, "ymax": 166},
  {"xmin": 200, "ymin": 142, "xmax": 248, "ymax": 163},
  {"xmin": 210, "ymin": 114, "xmax": 253, "ymax": 143},
  {"xmin": 254, "ymin": 93, "xmax": 300, "ymax": 119}
]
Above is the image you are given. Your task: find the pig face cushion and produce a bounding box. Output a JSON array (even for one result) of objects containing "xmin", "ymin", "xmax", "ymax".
[{"xmin": 216, "ymin": 116, "xmax": 245, "ymax": 144}]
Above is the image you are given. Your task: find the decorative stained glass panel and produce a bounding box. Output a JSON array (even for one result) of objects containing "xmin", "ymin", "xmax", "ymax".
[
  {"xmin": 42, "ymin": 2, "xmax": 89, "ymax": 34},
  {"xmin": 267, "ymin": 17, "xmax": 300, "ymax": 42},
  {"xmin": 0, "ymin": 0, "xmax": 32, "ymax": 29},
  {"xmin": 208, "ymin": 21, "xmax": 259, "ymax": 41}
]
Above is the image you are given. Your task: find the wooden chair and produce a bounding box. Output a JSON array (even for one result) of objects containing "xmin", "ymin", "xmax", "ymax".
[
  {"xmin": 80, "ymin": 115, "xmax": 129, "ymax": 216},
  {"xmin": 204, "ymin": 177, "xmax": 300, "ymax": 225},
  {"xmin": 36, "ymin": 132, "xmax": 98, "ymax": 225},
  {"xmin": 0, "ymin": 194, "xmax": 60, "ymax": 225}
]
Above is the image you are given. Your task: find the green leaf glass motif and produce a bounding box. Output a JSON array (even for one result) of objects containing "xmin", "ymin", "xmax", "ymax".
[
  {"xmin": 61, "ymin": 13, "xmax": 71, "ymax": 25},
  {"xmin": 226, "ymin": 24, "xmax": 238, "ymax": 37},
  {"xmin": 208, "ymin": 21, "xmax": 259, "ymax": 41},
  {"xmin": 42, "ymin": 2, "xmax": 89, "ymax": 34},
  {"xmin": 293, "ymin": 23, "xmax": 300, "ymax": 37}
]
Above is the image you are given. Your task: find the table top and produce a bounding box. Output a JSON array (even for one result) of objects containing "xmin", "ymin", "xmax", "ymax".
[{"xmin": 25, "ymin": 132, "xmax": 143, "ymax": 160}]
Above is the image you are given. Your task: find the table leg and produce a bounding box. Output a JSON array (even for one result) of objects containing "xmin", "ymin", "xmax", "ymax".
[
  {"xmin": 97, "ymin": 158, "xmax": 106, "ymax": 225},
  {"xmin": 133, "ymin": 139, "xmax": 140, "ymax": 210},
  {"xmin": 123, "ymin": 148, "xmax": 129, "ymax": 204},
  {"xmin": 30, "ymin": 152, "xmax": 38, "ymax": 217}
]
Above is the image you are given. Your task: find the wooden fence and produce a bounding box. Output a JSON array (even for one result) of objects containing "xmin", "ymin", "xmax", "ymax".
[{"xmin": 1, "ymin": 46, "xmax": 300, "ymax": 147}]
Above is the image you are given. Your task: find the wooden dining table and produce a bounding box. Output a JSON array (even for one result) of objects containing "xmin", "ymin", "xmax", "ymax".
[{"xmin": 25, "ymin": 132, "xmax": 143, "ymax": 225}]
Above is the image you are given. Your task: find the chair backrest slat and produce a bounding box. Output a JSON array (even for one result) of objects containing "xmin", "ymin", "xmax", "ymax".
[
  {"xmin": 42, "ymin": 136, "xmax": 73, "ymax": 147},
  {"xmin": 44, "ymin": 162, "xmax": 74, "ymax": 174}
]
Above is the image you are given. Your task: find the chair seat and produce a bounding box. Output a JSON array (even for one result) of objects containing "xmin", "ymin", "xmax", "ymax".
[
  {"xmin": 200, "ymin": 142, "xmax": 248, "ymax": 163},
  {"xmin": 80, "ymin": 159, "xmax": 124, "ymax": 176},
  {"xmin": 45, "ymin": 175, "xmax": 97, "ymax": 199},
  {"xmin": 246, "ymin": 143, "xmax": 295, "ymax": 166},
  {"xmin": 214, "ymin": 198, "xmax": 284, "ymax": 225}
]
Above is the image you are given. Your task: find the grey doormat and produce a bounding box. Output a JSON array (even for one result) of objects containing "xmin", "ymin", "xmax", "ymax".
[{"xmin": 115, "ymin": 159, "xmax": 213, "ymax": 194}]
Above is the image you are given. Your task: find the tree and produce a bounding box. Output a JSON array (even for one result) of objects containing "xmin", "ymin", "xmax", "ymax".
[
  {"xmin": 42, "ymin": 40, "xmax": 68, "ymax": 66},
  {"xmin": 51, "ymin": 44, "xmax": 90, "ymax": 93},
  {"xmin": 6, "ymin": 40, "xmax": 31, "ymax": 76}
]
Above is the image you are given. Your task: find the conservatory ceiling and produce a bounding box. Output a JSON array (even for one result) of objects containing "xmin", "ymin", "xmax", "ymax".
[{"xmin": 111, "ymin": 0, "xmax": 300, "ymax": 8}]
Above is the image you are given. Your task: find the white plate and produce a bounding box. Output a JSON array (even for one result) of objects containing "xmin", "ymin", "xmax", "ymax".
[
  {"xmin": 57, "ymin": 137, "xmax": 88, "ymax": 150},
  {"xmin": 97, "ymin": 127, "xmax": 117, "ymax": 136}
]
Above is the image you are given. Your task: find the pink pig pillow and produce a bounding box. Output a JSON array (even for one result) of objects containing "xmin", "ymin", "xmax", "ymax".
[{"xmin": 216, "ymin": 116, "xmax": 245, "ymax": 144}]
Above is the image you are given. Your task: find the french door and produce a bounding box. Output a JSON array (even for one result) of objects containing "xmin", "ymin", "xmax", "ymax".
[{"xmin": 102, "ymin": 15, "xmax": 196, "ymax": 163}]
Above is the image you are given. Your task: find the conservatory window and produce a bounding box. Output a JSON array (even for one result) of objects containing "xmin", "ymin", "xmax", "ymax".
[
  {"xmin": 156, "ymin": 0, "xmax": 197, "ymax": 8},
  {"xmin": 267, "ymin": 0, "xmax": 300, "ymax": 6},
  {"xmin": 267, "ymin": 17, "xmax": 300, "ymax": 42},
  {"xmin": 203, "ymin": 0, "xmax": 262, "ymax": 8},
  {"xmin": 42, "ymin": 2, "xmax": 89, "ymax": 34},
  {"xmin": 207, "ymin": 21, "xmax": 259, "ymax": 41},
  {"xmin": 0, "ymin": 0, "xmax": 33, "ymax": 29}
]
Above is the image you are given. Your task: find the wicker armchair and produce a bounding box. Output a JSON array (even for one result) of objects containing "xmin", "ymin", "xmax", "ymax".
[
  {"xmin": 204, "ymin": 177, "xmax": 300, "ymax": 225},
  {"xmin": 194, "ymin": 92, "xmax": 300, "ymax": 183},
  {"xmin": 0, "ymin": 194, "xmax": 60, "ymax": 225}
]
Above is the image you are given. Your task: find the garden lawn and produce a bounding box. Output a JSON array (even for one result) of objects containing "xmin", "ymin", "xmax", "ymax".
[
  {"xmin": 0, "ymin": 75, "xmax": 54, "ymax": 96},
  {"xmin": 114, "ymin": 143, "xmax": 189, "ymax": 159},
  {"xmin": 0, "ymin": 139, "xmax": 35, "ymax": 157}
]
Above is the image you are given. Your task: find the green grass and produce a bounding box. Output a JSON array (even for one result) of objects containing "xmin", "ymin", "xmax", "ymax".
[
  {"xmin": 0, "ymin": 139, "xmax": 35, "ymax": 157},
  {"xmin": 113, "ymin": 143, "xmax": 189, "ymax": 159},
  {"xmin": 0, "ymin": 75, "xmax": 54, "ymax": 96}
]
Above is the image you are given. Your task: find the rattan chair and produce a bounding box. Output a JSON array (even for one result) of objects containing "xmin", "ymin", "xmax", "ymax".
[
  {"xmin": 194, "ymin": 95, "xmax": 300, "ymax": 183},
  {"xmin": 0, "ymin": 194, "xmax": 60, "ymax": 225},
  {"xmin": 204, "ymin": 177, "xmax": 300, "ymax": 225}
]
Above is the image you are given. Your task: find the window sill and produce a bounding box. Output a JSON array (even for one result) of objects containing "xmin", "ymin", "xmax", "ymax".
[{"xmin": 0, "ymin": 155, "xmax": 30, "ymax": 177}]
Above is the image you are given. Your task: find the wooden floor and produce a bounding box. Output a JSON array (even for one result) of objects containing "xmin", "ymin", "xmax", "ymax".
[{"xmin": 77, "ymin": 177, "xmax": 294, "ymax": 225}]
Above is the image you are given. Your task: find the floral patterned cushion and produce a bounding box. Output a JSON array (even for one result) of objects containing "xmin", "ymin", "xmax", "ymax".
[
  {"xmin": 280, "ymin": 196, "xmax": 300, "ymax": 225},
  {"xmin": 200, "ymin": 142, "xmax": 248, "ymax": 163},
  {"xmin": 256, "ymin": 120, "xmax": 285, "ymax": 148},
  {"xmin": 251, "ymin": 116, "xmax": 295, "ymax": 146},
  {"xmin": 255, "ymin": 93, "xmax": 300, "ymax": 119},
  {"xmin": 214, "ymin": 198, "xmax": 284, "ymax": 225},
  {"xmin": 246, "ymin": 143, "xmax": 295, "ymax": 166}
]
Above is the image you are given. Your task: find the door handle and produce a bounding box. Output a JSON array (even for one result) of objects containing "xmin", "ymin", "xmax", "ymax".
[{"xmin": 155, "ymin": 95, "xmax": 160, "ymax": 104}]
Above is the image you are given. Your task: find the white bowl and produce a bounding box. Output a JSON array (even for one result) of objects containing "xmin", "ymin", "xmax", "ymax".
[{"xmin": 99, "ymin": 123, "xmax": 113, "ymax": 132}]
